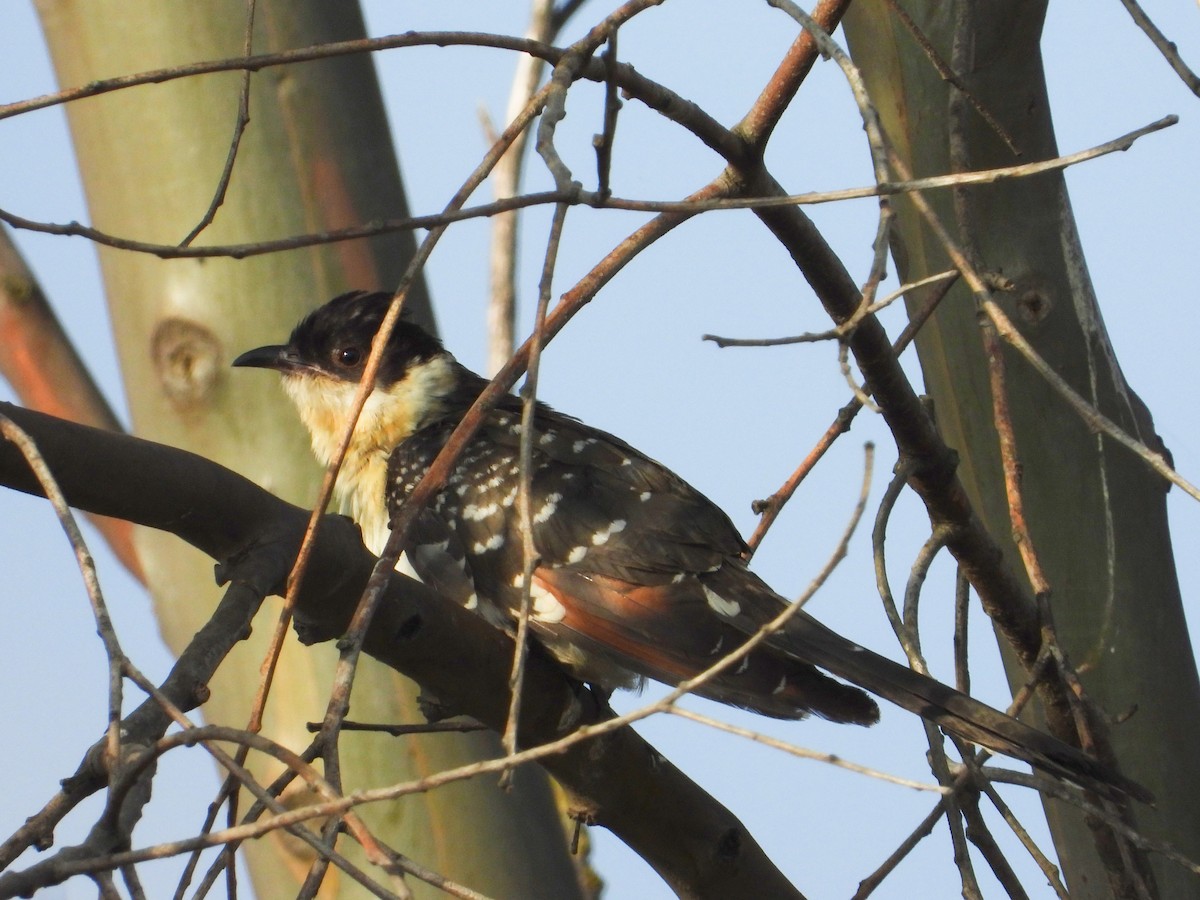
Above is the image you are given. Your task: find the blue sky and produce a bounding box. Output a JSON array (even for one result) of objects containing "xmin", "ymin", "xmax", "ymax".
[{"xmin": 2, "ymin": 3, "xmax": 1198, "ymax": 897}]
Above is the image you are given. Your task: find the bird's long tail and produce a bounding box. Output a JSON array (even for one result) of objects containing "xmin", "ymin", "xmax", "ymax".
[{"xmin": 778, "ymin": 612, "xmax": 1150, "ymax": 804}]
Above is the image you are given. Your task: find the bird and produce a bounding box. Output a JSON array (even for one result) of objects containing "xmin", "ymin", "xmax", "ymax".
[{"xmin": 233, "ymin": 289, "xmax": 1145, "ymax": 801}]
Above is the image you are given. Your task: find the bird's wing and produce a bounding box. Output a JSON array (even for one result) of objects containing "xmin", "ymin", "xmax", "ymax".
[
  {"xmin": 429, "ymin": 410, "xmax": 877, "ymax": 721},
  {"xmin": 486, "ymin": 410, "xmax": 749, "ymax": 582}
]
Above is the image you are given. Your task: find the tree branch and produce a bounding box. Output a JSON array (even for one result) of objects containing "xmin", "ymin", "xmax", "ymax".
[{"xmin": 0, "ymin": 403, "xmax": 802, "ymax": 899}]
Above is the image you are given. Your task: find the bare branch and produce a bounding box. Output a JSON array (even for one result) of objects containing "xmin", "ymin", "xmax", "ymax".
[
  {"xmin": 0, "ymin": 403, "xmax": 803, "ymax": 897},
  {"xmin": 1118, "ymin": 0, "xmax": 1200, "ymax": 96},
  {"xmin": 737, "ymin": 0, "xmax": 855, "ymax": 147},
  {"xmin": 667, "ymin": 707, "xmax": 946, "ymax": 793},
  {"xmin": 178, "ymin": 0, "xmax": 259, "ymax": 246},
  {"xmin": 0, "ymin": 115, "xmax": 1173, "ymax": 261},
  {"xmin": 505, "ymin": 201, "xmax": 569, "ymax": 766}
]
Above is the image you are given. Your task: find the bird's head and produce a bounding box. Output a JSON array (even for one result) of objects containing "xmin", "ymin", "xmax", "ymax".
[{"xmin": 233, "ymin": 291, "xmax": 458, "ymax": 467}]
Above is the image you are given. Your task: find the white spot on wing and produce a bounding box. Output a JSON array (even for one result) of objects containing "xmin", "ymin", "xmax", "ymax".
[
  {"xmin": 566, "ymin": 545, "xmax": 588, "ymax": 564},
  {"xmin": 639, "ymin": 491, "xmax": 652, "ymax": 502},
  {"xmin": 463, "ymin": 501, "xmax": 499, "ymax": 521},
  {"xmin": 534, "ymin": 493, "xmax": 562, "ymax": 524},
  {"xmin": 702, "ymin": 584, "xmax": 741, "ymax": 617},
  {"xmin": 772, "ymin": 676, "xmax": 788, "ymax": 696},
  {"xmin": 472, "ymin": 533, "xmax": 505, "ymax": 553},
  {"xmin": 591, "ymin": 519, "xmax": 627, "ymax": 546}
]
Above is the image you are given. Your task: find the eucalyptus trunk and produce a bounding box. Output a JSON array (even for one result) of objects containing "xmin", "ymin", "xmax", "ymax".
[
  {"xmin": 34, "ymin": 2, "xmax": 581, "ymax": 896},
  {"xmin": 844, "ymin": 2, "xmax": 1200, "ymax": 895}
]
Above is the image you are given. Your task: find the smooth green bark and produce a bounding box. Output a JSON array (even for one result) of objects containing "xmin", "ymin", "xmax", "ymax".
[{"xmin": 844, "ymin": 3, "xmax": 1200, "ymax": 896}]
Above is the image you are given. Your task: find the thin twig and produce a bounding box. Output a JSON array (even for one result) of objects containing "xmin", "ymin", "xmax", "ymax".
[
  {"xmin": 593, "ymin": 30, "xmax": 621, "ymax": 199},
  {"xmin": 704, "ymin": 270, "xmax": 956, "ymax": 348},
  {"xmin": 871, "ymin": 462, "xmax": 918, "ymax": 654},
  {"xmin": 902, "ymin": 529, "xmax": 950, "ymax": 667},
  {"xmin": 956, "ymin": 773, "xmax": 1019, "ymax": 899},
  {"xmin": 737, "ymin": 0, "xmax": 855, "ymax": 147},
  {"xmin": 0, "ymin": 115, "xmax": 1174, "ymax": 260},
  {"xmin": 870, "ymin": 449, "xmax": 984, "ymax": 895},
  {"xmin": 887, "ymin": 146, "xmax": 1200, "ymax": 506},
  {"xmin": 880, "ymin": 0, "xmax": 1020, "ymax": 154},
  {"xmin": 111, "ymin": 693, "xmax": 397, "ymax": 900},
  {"xmin": 981, "ymin": 317, "xmax": 1050, "ymax": 595},
  {"xmin": 119, "ymin": 683, "xmax": 485, "ymax": 900},
  {"xmin": 944, "ymin": 10, "xmax": 1051, "ymax": 608},
  {"xmin": 988, "ymin": 298, "xmax": 1200, "ymax": 501},
  {"xmin": 485, "ymin": 0, "xmax": 567, "ymax": 375},
  {"xmin": 833, "ymin": 206, "xmax": 894, "ymax": 413},
  {"xmin": 979, "ymin": 779, "xmax": 1068, "ymax": 898},
  {"xmin": 503, "ymin": 201, "xmax": 569, "ymax": 771},
  {"xmin": 973, "ymin": 767, "xmax": 1200, "ymax": 878},
  {"xmin": 178, "ymin": 0, "xmax": 258, "ymax": 246},
  {"xmin": 745, "ymin": 273, "xmax": 958, "ymax": 553},
  {"xmin": 906, "ymin": 33, "xmax": 1158, "ymax": 876},
  {"xmin": 1118, "ymin": 0, "xmax": 1200, "ymax": 97},
  {"xmin": 953, "ymin": 569, "xmax": 971, "ymax": 696},
  {"xmin": 306, "ymin": 720, "xmax": 487, "ymax": 736},
  {"xmin": 0, "ymin": 32, "xmax": 547, "ymax": 121},
  {"xmin": 187, "ymin": 741, "xmax": 323, "ymax": 898},
  {"xmin": 666, "ymin": 708, "xmax": 947, "ymax": 793},
  {"xmin": 854, "ymin": 795, "xmax": 945, "ymax": 898},
  {"xmin": 0, "ymin": 415, "xmax": 126, "ymax": 779},
  {"xmin": 537, "ymin": 2, "xmax": 661, "ymax": 192}
]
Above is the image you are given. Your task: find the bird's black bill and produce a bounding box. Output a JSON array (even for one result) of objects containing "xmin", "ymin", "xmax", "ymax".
[{"xmin": 231, "ymin": 344, "xmax": 294, "ymax": 371}]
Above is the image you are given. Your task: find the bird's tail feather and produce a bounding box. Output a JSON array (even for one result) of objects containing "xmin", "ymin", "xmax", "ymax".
[{"xmin": 778, "ymin": 613, "xmax": 1151, "ymax": 803}]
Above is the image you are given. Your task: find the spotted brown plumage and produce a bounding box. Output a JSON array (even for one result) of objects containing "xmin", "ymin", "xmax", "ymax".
[{"xmin": 233, "ymin": 290, "xmax": 1148, "ymax": 801}]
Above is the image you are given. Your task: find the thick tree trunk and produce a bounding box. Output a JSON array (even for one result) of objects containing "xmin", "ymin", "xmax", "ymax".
[
  {"xmin": 844, "ymin": 2, "xmax": 1200, "ymax": 895},
  {"xmin": 33, "ymin": 2, "xmax": 582, "ymax": 897}
]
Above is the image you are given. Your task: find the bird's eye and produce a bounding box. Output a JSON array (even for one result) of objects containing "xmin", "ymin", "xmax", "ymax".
[{"xmin": 334, "ymin": 346, "xmax": 362, "ymax": 368}]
